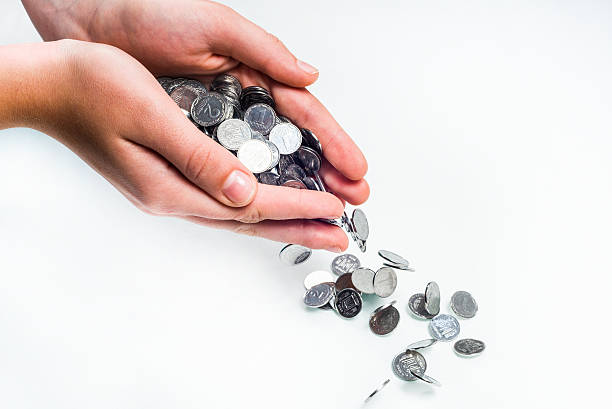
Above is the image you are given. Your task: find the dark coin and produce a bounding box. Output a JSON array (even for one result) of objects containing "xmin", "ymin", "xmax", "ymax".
[
  {"xmin": 408, "ymin": 293, "xmax": 436, "ymax": 319},
  {"xmin": 257, "ymin": 172, "xmax": 280, "ymax": 185},
  {"xmin": 283, "ymin": 164, "xmax": 307, "ymax": 181},
  {"xmin": 454, "ymin": 338, "xmax": 485, "ymax": 356},
  {"xmin": 296, "ymin": 146, "xmax": 322, "ymax": 174},
  {"xmin": 369, "ymin": 301, "xmax": 400, "ymax": 335},
  {"xmin": 334, "ymin": 288, "xmax": 362, "ymax": 318},
  {"xmin": 303, "ymin": 176, "xmax": 320, "ymax": 190},
  {"xmin": 191, "ymin": 92, "xmax": 227, "ymax": 127},
  {"xmin": 244, "ymin": 103, "xmax": 277, "ymax": 135},
  {"xmin": 300, "ymin": 128, "xmax": 323, "ymax": 155},
  {"xmin": 335, "ymin": 273, "xmax": 358, "ymax": 292},
  {"xmin": 240, "ymin": 86, "xmax": 275, "ymax": 109},
  {"xmin": 278, "ymin": 154, "xmax": 295, "ymax": 174},
  {"xmin": 281, "ymin": 179, "xmax": 307, "ymax": 189}
]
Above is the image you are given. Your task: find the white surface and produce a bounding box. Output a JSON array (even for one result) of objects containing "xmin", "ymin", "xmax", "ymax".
[{"xmin": 1, "ymin": 1, "xmax": 611, "ymax": 408}]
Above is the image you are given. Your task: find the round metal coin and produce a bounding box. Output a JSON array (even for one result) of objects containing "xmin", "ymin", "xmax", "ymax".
[
  {"xmin": 373, "ymin": 267, "xmax": 397, "ymax": 298},
  {"xmin": 191, "ymin": 92, "xmax": 227, "ymax": 127},
  {"xmin": 378, "ymin": 250, "xmax": 410, "ymax": 266},
  {"xmin": 216, "ymin": 118, "xmax": 252, "ymax": 151},
  {"xmin": 352, "ymin": 268, "xmax": 376, "ymax": 294},
  {"xmin": 424, "ymin": 281, "xmax": 441, "ymax": 316},
  {"xmin": 257, "ymin": 172, "xmax": 280, "ymax": 185},
  {"xmin": 243, "ymin": 103, "xmax": 276, "ymax": 135},
  {"xmin": 406, "ymin": 339, "xmax": 438, "ymax": 351},
  {"xmin": 269, "ymin": 122, "xmax": 302, "ymax": 154},
  {"xmin": 331, "ymin": 254, "xmax": 361, "ymax": 276},
  {"xmin": 369, "ymin": 301, "xmax": 400, "ymax": 335},
  {"xmin": 266, "ymin": 141, "xmax": 280, "ymax": 169},
  {"xmin": 279, "ymin": 244, "xmax": 312, "ymax": 266},
  {"xmin": 351, "ymin": 208, "xmax": 369, "ymax": 241},
  {"xmin": 303, "ymin": 270, "xmax": 336, "ymax": 290},
  {"xmin": 237, "ymin": 139, "xmax": 273, "ymax": 173},
  {"xmin": 334, "ymin": 273, "xmax": 358, "ymax": 292},
  {"xmin": 450, "ymin": 290, "xmax": 478, "ymax": 318},
  {"xmin": 296, "ymin": 146, "xmax": 321, "ymax": 173},
  {"xmin": 408, "ymin": 293, "xmax": 436, "ymax": 319},
  {"xmin": 304, "ymin": 283, "xmax": 335, "ymax": 308},
  {"xmin": 454, "ymin": 338, "xmax": 485, "ymax": 356},
  {"xmin": 392, "ymin": 350, "xmax": 427, "ymax": 381},
  {"xmin": 334, "ymin": 288, "xmax": 362, "ymax": 318},
  {"xmin": 429, "ymin": 314, "xmax": 460, "ymax": 341}
]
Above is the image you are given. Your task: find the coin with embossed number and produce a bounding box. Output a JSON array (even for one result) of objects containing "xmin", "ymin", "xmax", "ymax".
[
  {"xmin": 303, "ymin": 270, "xmax": 336, "ymax": 290},
  {"xmin": 450, "ymin": 290, "xmax": 478, "ymax": 318},
  {"xmin": 279, "ymin": 244, "xmax": 311, "ymax": 266},
  {"xmin": 453, "ymin": 338, "xmax": 485, "ymax": 356},
  {"xmin": 373, "ymin": 267, "xmax": 397, "ymax": 298},
  {"xmin": 424, "ymin": 281, "xmax": 440, "ymax": 316},
  {"xmin": 191, "ymin": 92, "xmax": 227, "ymax": 127},
  {"xmin": 269, "ymin": 122, "xmax": 302, "ymax": 154},
  {"xmin": 369, "ymin": 300, "xmax": 400, "ymax": 335},
  {"xmin": 216, "ymin": 118, "xmax": 252, "ymax": 151},
  {"xmin": 352, "ymin": 268, "xmax": 376, "ymax": 294},
  {"xmin": 392, "ymin": 350, "xmax": 427, "ymax": 381},
  {"xmin": 429, "ymin": 314, "xmax": 460, "ymax": 341},
  {"xmin": 334, "ymin": 288, "xmax": 362, "ymax": 318},
  {"xmin": 408, "ymin": 293, "xmax": 436, "ymax": 319},
  {"xmin": 244, "ymin": 103, "xmax": 277, "ymax": 135},
  {"xmin": 331, "ymin": 254, "xmax": 361, "ymax": 276},
  {"xmin": 304, "ymin": 283, "xmax": 335, "ymax": 308}
]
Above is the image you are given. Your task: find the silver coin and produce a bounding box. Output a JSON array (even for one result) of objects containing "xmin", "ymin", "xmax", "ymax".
[
  {"xmin": 408, "ymin": 293, "xmax": 436, "ymax": 319},
  {"xmin": 251, "ymin": 130, "xmax": 266, "ymax": 141},
  {"xmin": 278, "ymin": 244, "xmax": 312, "ymax": 266},
  {"xmin": 296, "ymin": 146, "xmax": 321, "ymax": 173},
  {"xmin": 244, "ymin": 103, "xmax": 277, "ymax": 135},
  {"xmin": 237, "ymin": 139, "xmax": 273, "ymax": 173},
  {"xmin": 269, "ymin": 122, "xmax": 302, "ymax": 154},
  {"xmin": 351, "ymin": 268, "xmax": 376, "ymax": 294},
  {"xmin": 382, "ymin": 262, "xmax": 415, "ymax": 272},
  {"xmin": 378, "ymin": 250, "xmax": 410, "ymax": 266},
  {"xmin": 283, "ymin": 164, "xmax": 307, "ymax": 181},
  {"xmin": 331, "ymin": 254, "xmax": 361, "ymax": 276},
  {"xmin": 216, "ymin": 118, "xmax": 252, "ymax": 151},
  {"xmin": 410, "ymin": 371, "xmax": 442, "ymax": 387},
  {"xmin": 424, "ymin": 281, "xmax": 441, "ymax": 316},
  {"xmin": 373, "ymin": 267, "xmax": 397, "ymax": 298},
  {"xmin": 191, "ymin": 92, "xmax": 228, "ymax": 127},
  {"xmin": 303, "ymin": 283, "xmax": 335, "ymax": 308},
  {"xmin": 257, "ymin": 172, "xmax": 279, "ymax": 185},
  {"xmin": 429, "ymin": 314, "xmax": 460, "ymax": 341},
  {"xmin": 266, "ymin": 141, "xmax": 280, "ymax": 170},
  {"xmin": 369, "ymin": 300, "xmax": 400, "ymax": 335},
  {"xmin": 303, "ymin": 270, "xmax": 336, "ymax": 290},
  {"xmin": 450, "ymin": 290, "xmax": 478, "ymax": 318},
  {"xmin": 392, "ymin": 350, "xmax": 427, "ymax": 381},
  {"xmin": 357, "ymin": 238, "xmax": 367, "ymax": 253},
  {"xmin": 281, "ymin": 179, "xmax": 307, "ymax": 189},
  {"xmin": 351, "ymin": 208, "xmax": 369, "ymax": 241},
  {"xmin": 169, "ymin": 80, "xmax": 207, "ymax": 115},
  {"xmin": 406, "ymin": 339, "xmax": 438, "ymax": 351},
  {"xmin": 364, "ymin": 379, "xmax": 390, "ymax": 403},
  {"xmin": 454, "ymin": 338, "xmax": 486, "ymax": 356},
  {"xmin": 300, "ymin": 128, "xmax": 323, "ymax": 156}
]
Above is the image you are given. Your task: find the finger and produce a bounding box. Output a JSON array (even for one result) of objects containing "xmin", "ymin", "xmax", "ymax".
[
  {"xmin": 319, "ymin": 160, "xmax": 370, "ymax": 205},
  {"xmin": 208, "ymin": 3, "xmax": 319, "ymax": 88},
  {"xmin": 270, "ymin": 83, "xmax": 368, "ymax": 181},
  {"xmin": 182, "ymin": 216, "xmax": 349, "ymax": 252}
]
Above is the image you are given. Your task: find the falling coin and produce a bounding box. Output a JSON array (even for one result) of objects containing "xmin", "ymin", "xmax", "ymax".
[
  {"xmin": 378, "ymin": 250, "xmax": 410, "ymax": 266},
  {"xmin": 391, "ymin": 350, "xmax": 427, "ymax": 381},
  {"xmin": 330, "ymin": 254, "xmax": 361, "ymax": 276},
  {"xmin": 335, "ymin": 273, "xmax": 358, "ymax": 292},
  {"xmin": 410, "ymin": 370, "xmax": 442, "ymax": 387},
  {"xmin": 303, "ymin": 270, "xmax": 336, "ymax": 290},
  {"xmin": 334, "ymin": 288, "xmax": 362, "ymax": 318},
  {"xmin": 352, "ymin": 268, "xmax": 376, "ymax": 294},
  {"xmin": 364, "ymin": 379, "xmax": 390, "ymax": 403},
  {"xmin": 406, "ymin": 339, "xmax": 438, "ymax": 351},
  {"xmin": 408, "ymin": 293, "xmax": 436, "ymax": 319},
  {"xmin": 373, "ymin": 267, "xmax": 397, "ymax": 298},
  {"xmin": 351, "ymin": 208, "xmax": 369, "ymax": 241},
  {"xmin": 279, "ymin": 244, "xmax": 312, "ymax": 266},
  {"xmin": 303, "ymin": 283, "xmax": 335, "ymax": 308},
  {"xmin": 454, "ymin": 338, "xmax": 486, "ymax": 356},
  {"xmin": 424, "ymin": 281, "xmax": 441, "ymax": 316},
  {"xmin": 450, "ymin": 290, "xmax": 478, "ymax": 318},
  {"xmin": 429, "ymin": 314, "xmax": 461, "ymax": 341},
  {"xmin": 369, "ymin": 300, "xmax": 400, "ymax": 335},
  {"xmin": 383, "ymin": 262, "xmax": 415, "ymax": 272}
]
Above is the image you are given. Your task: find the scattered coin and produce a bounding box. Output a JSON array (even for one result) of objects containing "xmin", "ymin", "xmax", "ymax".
[
  {"xmin": 364, "ymin": 379, "xmax": 390, "ymax": 403},
  {"xmin": 454, "ymin": 338, "xmax": 485, "ymax": 356},
  {"xmin": 335, "ymin": 288, "xmax": 362, "ymax": 318},
  {"xmin": 410, "ymin": 370, "xmax": 442, "ymax": 387},
  {"xmin": 424, "ymin": 281, "xmax": 441, "ymax": 316},
  {"xmin": 369, "ymin": 300, "xmax": 400, "ymax": 335},
  {"xmin": 392, "ymin": 350, "xmax": 427, "ymax": 381},
  {"xmin": 352, "ymin": 267, "xmax": 376, "ymax": 294},
  {"xmin": 279, "ymin": 244, "xmax": 312, "ymax": 266},
  {"xmin": 450, "ymin": 290, "xmax": 478, "ymax": 318},
  {"xmin": 408, "ymin": 293, "xmax": 435, "ymax": 319},
  {"xmin": 237, "ymin": 139, "xmax": 273, "ymax": 173},
  {"xmin": 429, "ymin": 314, "xmax": 461, "ymax": 341},
  {"xmin": 335, "ymin": 273, "xmax": 358, "ymax": 292},
  {"xmin": 304, "ymin": 283, "xmax": 335, "ymax": 308},
  {"xmin": 303, "ymin": 270, "xmax": 336, "ymax": 290},
  {"xmin": 373, "ymin": 267, "xmax": 397, "ymax": 298},
  {"xmin": 351, "ymin": 208, "xmax": 369, "ymax": 241},
  {"xmin": 406, "ymin": 339, "xmax": 438, "ymax": 351},
  {"xmin": 331, "ymin": 254, "xmax": 361, "ymax": 276}
]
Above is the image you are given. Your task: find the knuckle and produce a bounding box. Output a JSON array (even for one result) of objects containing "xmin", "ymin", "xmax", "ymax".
[
  {"xmin": 184, "ymin": 144, "xmax": 214, "ymax": 184},
  {"xmin": 232, "ymin": 223, "xmax": 259, "ymax": 237},
  {"xmin": 236, "ymin": 206, "xmax": 264, "ymax": 224}
]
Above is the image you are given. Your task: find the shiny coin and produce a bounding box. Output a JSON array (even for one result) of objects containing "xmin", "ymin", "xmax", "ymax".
[
  {"xmin": 369, "ymin": 300, "xmax": 400, "ymax": 335},
  {"xmin": 351, "ymin": 208, "xmax": 369, "ymax": 241},
  {"xmin": 296, "ymin": 146, "xmax": 321, "ymax": 174},
  {"xmin": 257, "ymin": 172, "xmax": 279, "ymax": 186},
  {"xmin": 454, "ymin": 338, "xmax": 485, "ymax": 356},
  {"xmin": 269, "ymin": 122, "xmax": 302, "ymax": 154},
  {"xmin": 335, "ymin": 273, "xmax": 358, "ymax": 292},
  {"xmin": 408, "ymin": 293, "xmax": 436, "ymax": 319},
  {"xmin": 383, "ymin": 262, "xmax": 415, "ymax": 272},
  {"xmin": 237, "ymin": 139, "xmax": 273, "ymax": 173},
  {"xmin": 251, "ymin": 130, "xmax": 266, "ymax": 141},
  {"xmin": 424, "ymin": 281, "xmax": 441, "ymax": 316},
  {"xmin": 266, "ymin": 141, "xmax": 280, "ymax": 170},
  {"xmin": 406, "ymin": 339, "xmax": 438, "ymax": 351},
  {"xmin": 373, "ymin": 267, "xmax": 397, "ymax": 298},
  {"xmin": 244, "ymin": 103, "xmax": 276, "ymax": 135},
  {"xmin": 303, "ymin": 176, "xmax": 320, "ymax": 190},
  {"xmin": 392, "ymin": 350, "xmax": 427, "ymax": 381},
  {"xmin": 303, "ymin": 270, "xmax": 336, "ymax": 290},
  {"xmin": 450, "ymin": 290, "xmax": 478, "ymax": 318},
  {"xmin": 364, "ymin": 379, "xmax": 390, "ymax": 403},
  {"xmin": 169, "ymin": 79, "xmax": 207, "ymax": 115},
  {"xmin": 334, "ymin": 288, "xmax": 362, "ymax": 318},
  {"xmin": 281, "ymin": 178, "xmax": 307, "ymax": 189},
  {"xmin": 410, "ymin": 371, "xmax": 442, "ymax": 387},
  {"xmin": 352, "ymin": 267, "xmax": 376, "ymax": 294},
  {"xmin": 278, "ymin": 154, "xmax": 295, "ymax": 174},
  {"xmin": 279, "ymin": 244, "xmax": 312, "ymax": 266},
  {"xmin": 191, "ymin": 92, "xmax": 227, "ymax": 127},
  {"xmin": 378, "ymin": 250, "xmax": 410, "ymax": 266},
  {"xmin": 304, "ymin": 283, "xmax": 335, "ymax": 308},
  {"xmin": 300, "ymin": 128, "xmax": 323, "ymax": 155},
  {"xmin": 216, "ymin": 118, "xmax": 252, "ymax": 151},
  {"xmin": 331, "ymin": 254, "xmax": 361, "ymax": 276},
  {"xmin": 429, "ymin": 314, "xmax": 460, "ymax": 341}
]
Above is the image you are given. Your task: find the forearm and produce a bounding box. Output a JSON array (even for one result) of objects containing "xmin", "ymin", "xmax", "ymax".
[{"xmin": 21, "ymin": 0, "xmax": 100, "ymax": 41}]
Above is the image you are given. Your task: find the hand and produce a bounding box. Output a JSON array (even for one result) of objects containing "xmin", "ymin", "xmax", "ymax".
[
  {"xmin": 23, "ymin": 0, "xmax": 370, "ymax": 203},
  {"xmin": 2, "ymin": 40, "xmax": 350, "ymax": 250}
]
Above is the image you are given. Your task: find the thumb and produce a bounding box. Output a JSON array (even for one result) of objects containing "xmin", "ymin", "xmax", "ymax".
[{"xmin": 208, "ymin": 3, "xmax": 319, "ymax": 88}]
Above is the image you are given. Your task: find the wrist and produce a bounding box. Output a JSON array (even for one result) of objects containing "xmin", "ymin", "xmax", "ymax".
[{"xmin": 21, "ymin": 0, "xmax": 103, "ymax": 41}]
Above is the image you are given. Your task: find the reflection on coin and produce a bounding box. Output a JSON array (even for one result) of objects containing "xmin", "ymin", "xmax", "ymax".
[
  {"xmin": 369, "ymin": 301, "xmax": 400, "ymax": 335},
  {"xmin": 191, "ymin": 92, "xmax": 227, "ymax": 127},
  {"xmin": 352, "ymin": 268, "xmax": 376, "ymax": 294},
  {"xmin": 450, "ymin": 291, "xmax": 478, "ymax": 318},
  {"xmin": 373, "ymin": 267, "xmax": 397, "ymax": 298},
  {"xmin": 300, "ymin": 128, "xmax": 323, "ymax": 155},
  {"xmin": 216, "ymin": 118, "xmax": 252, "ymax": 151},
  {"xmin": 408, "ymin": 293, "xmax": 436, "ymax": 319},
  {"xmin": 304, "ymin": 283, "xmax": 335, "ymax": 308},
  {"xmin": 303, "ymin": 270, "xmax": 336, "ymax": 290},
  {"xmin": 331, "ymin": 254, "xmax": 361, "ymax": 276},
  {"xmin": 335, "ymin": 273, "xmax": 358, "ymax": 292},
  {"xmin": 296, "ymin": 146, "xmax": 321, "ymax": 173},
  {"xmin": 335, "ymin": 288, "xmax": 362, "ymax": 318},
  {"xmin": 454, "ymin": 338, "xmax": 485, "ymax": 356},
  {"xmin": 424, "ymin": 281, "xmax": 441, "ymax": 316},
  {"xmin": 378, "ymin": 249, "xmax": 410, "ymax": 266},
  {"xmin": 410, "ymin": 371, "xmax": 442, "ymax": 387},
  {"xmin": 237, "ymin": 139, "xmax": 273, "ymax": 173},
  {"xmin": 392, "ymin": 350, "xmax": 427, "ymax": 381},
  {"xmin": 383, "ymin": 262, "xmax": 415, "ymax": 271},
  {"xmin": 269, "ymin": 122, "xmax": 302, "ymax": 154},
  {"xmin": 429, "ymin": 314, "xmax": 460, "ymax": 341},
  {"xmin": 266, "ymin": 141, "xmax": 280, "ymax": 169},
  {"xmin": 351, "ymin": 208, "xmax": 369, "ymax": 241},
  {"xmin": 364, "ymin": 379, "xmax": 390, "ymax": 403},
  {"xmin": 281, "ymin": 179, "xmax": 307, "ymax": 189},
  {"xmin": 244, "ymin": 103, "xmax": 277, "ymax": 135},
  {"xmin": 406, "ymin": 339, "xmax": 438, "ymax": 351},
  {"xmin": 279, "ymin": 244, "xmax": 312, "ymax": 266}
]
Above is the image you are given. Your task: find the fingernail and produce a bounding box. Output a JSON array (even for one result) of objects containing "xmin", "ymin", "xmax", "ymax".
[
  {"xmin": 297, "ymin": 59, "xmax": 318, "ymax": 75},
  {"xmin": 222, "ymin": 170, "xmax": 255, "ymax": 205}
]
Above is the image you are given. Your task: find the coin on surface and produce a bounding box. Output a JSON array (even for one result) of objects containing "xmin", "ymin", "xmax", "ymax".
[
  {"xmin": 335, "ymin": 273, "xmax": 358, "ymax": 292},
  {"xmin": 191, "ymin": 92, "xmax": 227, "ymax": 127},
  {"xmin": 424, "ymin": 281, "xmax": 441, "ymax": 316},
  {"xmin": 352, "ymin": 268, "xmax": 376, "ymax": 294},
  {"xmin": 269, "ymin": 122, "xmax": 302, "ymax": 155},
  {"xmin": 279, "ymin": 244, "xmax": 312, "ymax": 266},
  {"xmin": 331, "ymin": 254, "xmax": 361, "ymax": 276},
  {"xmin": 303, "ymin": 270, "xmax": 336, "ymax": 290},
  {"xmin": 369, "ymin": 300, "xmax": 400, "ymax": 335},
  {"xmin": 304, "ymin": 283, "xmax": 335, "ymax": 308},
  {"xmin": 450, "ymin": 290, "xmax": 478, "ymax": 318},
  {"xmin": 429, "ymin": 314, "xmax": 460, "ymax": 341},
  {"xmin": 244, "ymin": 103, "xmax": 277, "ymax": 135},
  {"xmin": 334, "ymin": 288, "xmax": 362, "ymax": 318},
  {"xmin": 454, "ymin": 338, "xmax": 485, "ymax": 356},
  {"xmin": 237, "ymin": 139, "xmax": 273, "ymax": 173},
  {"xmin": 364, "ymin": 379, "xmax": 390, "ymax": 403},
  {"xmin": 406, "ymin": 339, "xmax": 438, "ymax": 351},
  {"xmin": 408, "ymin": 293, "xmax": 436, "ymax": 319},
  {"xmin": 410, "ymin": 371, "xmax": 442, "ymax": 387},
  {"xmin": 351, "ymin": 208, "xmax": 369, "ymax": 241},
  {"xmin": 392, "ymin": 350, "xmax": 427, "ymax": 381},
  {"xmin": 373, "ymin": 267, "xmax": 397, "ymax": 298},
  {"xmin": 216, "ymin": 118, "xmax": 252, "ymax": 151}
]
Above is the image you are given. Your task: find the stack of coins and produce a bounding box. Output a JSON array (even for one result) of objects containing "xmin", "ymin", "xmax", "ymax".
[{"xmin": 159, "ymin": 75, "xmax": 368, "ymax": 250}]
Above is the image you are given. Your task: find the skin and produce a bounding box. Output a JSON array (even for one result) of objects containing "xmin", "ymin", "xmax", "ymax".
[{"xmin": 14, "ymin": 0, "xmax": 370, "ymax": 251}]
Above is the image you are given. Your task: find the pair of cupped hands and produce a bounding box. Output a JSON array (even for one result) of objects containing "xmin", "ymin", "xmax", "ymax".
[{"xmin": 20, "ymin": 0, "xmax": 369, "ymax": 251}]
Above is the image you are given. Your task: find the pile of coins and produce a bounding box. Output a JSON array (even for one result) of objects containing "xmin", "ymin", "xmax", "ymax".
[{"xmin": 158, "ymin": 75, "xmax": 368, "ymax": 250}]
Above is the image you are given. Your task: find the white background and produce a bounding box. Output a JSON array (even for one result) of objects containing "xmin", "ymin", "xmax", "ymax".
[{"xmin": 1, "ymin": 1, "xmax": 611, "ymax": 408}]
